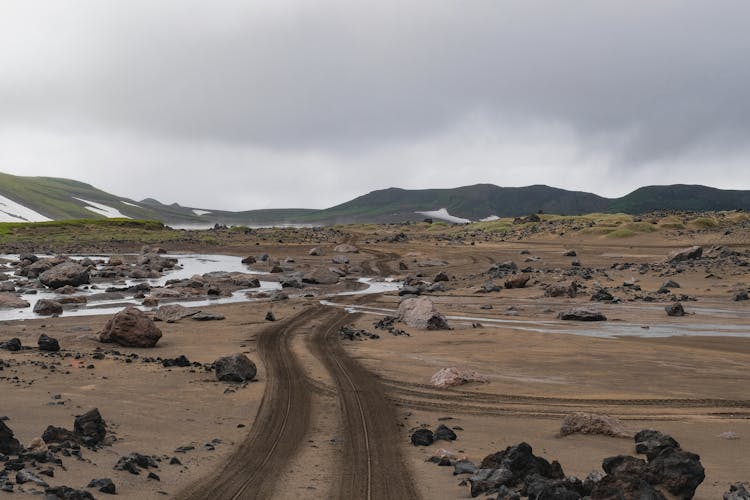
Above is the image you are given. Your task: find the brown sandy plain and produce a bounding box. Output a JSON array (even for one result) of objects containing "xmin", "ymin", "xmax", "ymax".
[{"xmin": 1, "ymin": 217, "xmax": 749, "ymax": 499}]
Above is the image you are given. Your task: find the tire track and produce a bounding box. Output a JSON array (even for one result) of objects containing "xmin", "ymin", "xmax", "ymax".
[
  {"xmin": 178, "ymin": 305, "xmax": 326, "ymax": 500},
  {"xmin": 310, "ymin": 310, "xmax": 421, "ymax": 500}
]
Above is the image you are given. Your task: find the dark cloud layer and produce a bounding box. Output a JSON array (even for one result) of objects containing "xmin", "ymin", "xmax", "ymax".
[{"xmin": 1, "ymin": 1, "xmax": 749, "ymax": 209}]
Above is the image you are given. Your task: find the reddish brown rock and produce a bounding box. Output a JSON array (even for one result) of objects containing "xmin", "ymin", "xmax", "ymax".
[{"xmin": 98, "ymin": 307, "xmax": 162, "ymax": 347}]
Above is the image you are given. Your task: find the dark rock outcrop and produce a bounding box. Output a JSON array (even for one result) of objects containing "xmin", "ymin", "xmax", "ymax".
[
  {"xmin": 0, "ymin": 419, "xmax": 22, "ymax": 455},
  {"xmin": 74, "ymin": 408, "xmax": 106, "ymax": 447},
  {"xmin": 33, "ymin": 299, "xmax": 63, "ymax": 316},
  {"xmin": 558, "ymin": 308, "xmax": 607, "ymax": 321},
  {"xmin": 38, "ymin": 334, "xmax": 61, "ymax": 352},
  {"xmin": 410, "ymin": 428, "xmax": 434, "ymax": 446}
]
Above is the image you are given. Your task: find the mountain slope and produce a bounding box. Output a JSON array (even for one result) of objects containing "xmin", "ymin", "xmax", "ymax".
[
  {"xmin": 316, "ymin": 184, "xmax": 611, "ymax": 222},
  {"xmin": 1, "ymin": 172, "xmax": 749, "ymax": 225}
]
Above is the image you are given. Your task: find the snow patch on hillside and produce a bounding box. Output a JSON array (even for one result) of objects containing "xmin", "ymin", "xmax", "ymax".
[
  {"xmin": 73, "ymin": 198, "xmax": 130, "ymax": 218},
  {"xmin": 416, "ymin": 208, "xmax": 471, "ymax": 224},
  {"xmin": 0, "ymin": 194, "xmax": 52, "ymax": 222},
  {"xmin": 121, "ymin": 201, "xmax": 141, "ymax": 207},
  {"xmin": 192, "ymin": 209, "xmax": 212, "ymax": 216},
  {"xmin": 480, "ymin": 215, "xmax": 500, "ymax": 222}
]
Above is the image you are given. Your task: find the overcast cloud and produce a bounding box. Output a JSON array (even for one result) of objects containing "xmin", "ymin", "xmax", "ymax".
[{"xmin": 1, "ymin": 0, "xmax": 749, "ymax": 210}]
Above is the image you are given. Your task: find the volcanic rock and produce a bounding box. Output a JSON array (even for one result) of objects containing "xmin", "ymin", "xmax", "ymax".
[
  {"xmin": 214, "ymin": 353, "xmax": 257, "ymax": 382},
  {"xmin": 0, "ymin": 338, "xmax": 22, "ymax": 351},
  {"xmin": 397, "ymin": 297, "xmax": 450, "ymax": 330},
  {"xmin": 558, "ymin": 308, "xmax": 607, "ymax": 321},
  {"xmin": 0, "ymin": 419, "xmax": 21, "ymax": 455},
  {"xmin": 545, "ymin": 282, "xmax": 577, "ymax": 298},
  {"xmin": 434, "ymin": 424, "xmax": 457, "ymax": 441},
  {"xmin": 666, "ymin": 246, "xmax": 703, "ymax": 263},
  {"xmin": 665, "ymin": 302, "xmax": 686, "ymax": 316},
  {"xmin": 39, "ymin": 261, "xmax": 90, "ymax": 289},
  {"xmin": 74, "ymin": 408, "xmax": 106, "ymax": 447},
  {"xmin": 191, "ymin": 311, "xmax": 225, "ymax": 321},
  {"xmin": 45, "ymin": 486, "xmax": 95, "ymax": 499},
  {"xmin": 725, "ymin": 483, "xmax": 750, "ymax": 500},
  {"xmin": 411, "ymin": 428, "xmax": 434, "ymax": 446},
  {"xmin": 33, "ymin": 299, "xmax": 63, "ymax": 316},
  {"xmin": 98, "ymin": 307, "xmax": 163, "ymax": 347},
  {"xmin": 87, "ymin": 478, "xmax": 116, "ymax": 494},
  {"xmin": 38, "ymin": 334, "xmax": 60, "ymax": 352}
]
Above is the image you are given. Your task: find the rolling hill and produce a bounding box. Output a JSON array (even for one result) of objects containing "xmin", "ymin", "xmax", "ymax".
[{"xmin": 0, "ymin": 172, "xmax": 749, "ymax": 225}]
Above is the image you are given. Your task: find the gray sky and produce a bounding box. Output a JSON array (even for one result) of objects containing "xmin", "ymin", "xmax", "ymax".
[{"xmin": 1, "ymin": 0, "xmax": 749, "ymax": 210}]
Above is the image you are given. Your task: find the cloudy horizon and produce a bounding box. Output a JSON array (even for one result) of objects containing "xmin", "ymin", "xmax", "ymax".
[{"xmin": 1, "ymin": 1, "xmax": 749, "ymax": 210}]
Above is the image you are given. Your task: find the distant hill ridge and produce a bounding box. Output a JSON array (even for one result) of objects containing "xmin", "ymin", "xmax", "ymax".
[{"xmin": 0, "ymin": 172, "xmax": 748, "ymax": 225}]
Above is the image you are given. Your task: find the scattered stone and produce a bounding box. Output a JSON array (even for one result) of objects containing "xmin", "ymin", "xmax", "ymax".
[
  {"xmin": 265, "ymin": 311, "xmax": 276, "ymax": 321},
  {"xmin": 74, "ymin": 408, "xmax": 106, "ymax": 447},
  {"xmin": 477, "ymin": 281, "xmax": 501, "ymax": 293},
  {"xmin": 504, "ymin": 274, "xmax": 530, "ymax": 289},
  {"xmin": 397, "ymin": 297, "xmax": 450, "ymax": 330},
  {"xmin": 339, "ymin": 325, "xmax": 379, "ymax": 341},
  {"xmin": 733, "ymin": 291, "xmax": 749, "ymax": 301},
  {"xmin": 191, "ymin": 311, "xmax": 225, "ymax": 321},
  {"xmin": 434, "ymin": 424, "xmax": 457, "ymax": 441},
  {"xmin": 87, "ymin": 478, "xmax": 116, "ymax": 494},
  {"xmin": 558, "ymin": 308, "xmax": 607, "ymax": 321},
  {"xmin": 564, "ymin": 249, "xmax": 577, "ymax": 257},
  {"xmin": 214, "ymin": 353, "xmax": 257, "ymax": 382},
  {"xmin": 725, "ymin": 483, "xmax": 750, "ymax": 500},
  {"xmin": 38, "ymin": 333, "xmax": 61, "ymax": 352},
  {"xmin": 662, "ymin": 279, "xmax": 681, "ymax": 288},
  {"xmin": 34, "ymin": 299, "xmax": 63, "ymax": 316},
  {"xmin": 99, "ymin": 307, "xmax": 163, "ymax": 347},
  {"xmin": 430, "ymin": 367, "xmax": 488, "ymax": 388},
  {"xmin": 154, "ymin": 304, "xmax": 196, "ymax": 322},
  {"xmin": 434, "ymin": 271, "xmax": 450, "ymax": 282},
  {"xmin": 665, "ymin": 302, "xmax": 686, "ymax": 317},
  {"xmin": 16, "ymin": 469, "xmax": 49, "ymax": 487},
  {"xmin": 453, "ymin": 460, "xmax": 478, "ymax": 476},
  {"xmin": 666, "ymin": 246, "xmax": 703, "ymax": 263},
  {"xmin": 308, "ymin": 247, "xmax": 323, "ymax": 256},
  {"xmin": 333, "ymin": 244, "xmax": 359, "ymax": 253},
  {"xmin": 0, "ymin": 419, "xmax": 22, "ymax": 455},
  {"xmin": 241, "ymin": 255, "xmax": 256, "ymax": 264},
  {"xmin": 411, "ymin": 428, "xmax": 434, "ymax": 446},
  {"xmin": 44, "ymin": 486, "xmax": 95, "ymax": 500},
  {"xmin": 0, "ymin": 338, "xmax": 22, "ymax": 351},
  {"xmin": 560, "ymin": 412, "xmax": 632, "ymax": 438},
  {"xmin": 114, "ymin": 453, "xmax": 158, "ymax": 475},
  {"xmin": 590, "ymin": 289, "xmax": 614, "ymax": 302},
  {"xmin": 162, "ymin": 355, "xmax": 191, "ymax": 368},
  {"xmin": 545, "ymin": 282, "xmax": 577, "ymax": 298}
]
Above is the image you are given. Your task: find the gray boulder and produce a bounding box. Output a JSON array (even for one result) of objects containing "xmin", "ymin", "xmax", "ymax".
[
  {"xmin": 397, "ymin": 297, "xmax": 450, "ymax": 330},
  {"xmin": 98, "ymin": 307, "xmax": 163, "ymax": 347},
  {"xmin": 33, "ymin": 299, "xmax": 63, "ymax": 316},
  {"xmin": 214, "ymin": 353, "xmax": 257, "ymax": 382},
  {"xmin": 39, "ymin": 261, "xmax": 90, "ymax": 289}
]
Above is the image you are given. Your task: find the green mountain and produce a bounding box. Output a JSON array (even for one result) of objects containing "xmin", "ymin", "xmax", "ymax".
[{"xmin": 0, "ymin": 172, "xmax": 748, "ymax": 225}]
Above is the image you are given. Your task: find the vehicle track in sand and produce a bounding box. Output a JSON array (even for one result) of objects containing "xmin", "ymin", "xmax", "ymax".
[
  {"xmin": 178, "ymin": 306, "xmax": 326, "ymax": 500},
  {"xmin": 179, "ymin": 303, "xmax": 420, "ymax": 499},
  {"xmin": 309, "ymin": 310, "xmax": 421, "ymax": 500}
]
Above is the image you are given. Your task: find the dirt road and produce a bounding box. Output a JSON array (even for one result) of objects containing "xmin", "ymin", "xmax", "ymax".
[{"xmin": 179, "ymin": 304, "xmax": 418, "ymax": 500}]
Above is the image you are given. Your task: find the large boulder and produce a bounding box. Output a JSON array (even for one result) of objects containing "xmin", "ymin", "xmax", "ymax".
[
  {"xmin": 39, "ymin": 261, "xmax": 90, "ymax": 289},
  {"xmin": 98, "ymin": 307, "xmax": 163, "ymax": 347},
  {"xmin": 397, "ymin": 297, "xmax": 450, "ymax": 330},
  {"xmin": 545, "ymin": 282, "xmax": 577, "ymax": 298},
  {"xmin": 33, "ymin": 299, "xmax": 63, "ymax": 316},
  {"xmin": 303, "ymin": 267, "xmax": 340, "ymax": 285},
  {"xmin": 560, "ymin": 412, "xmax": 632, "ymax": 438},
  {"xmin": 665, "ymin": 302, "xmax": 686, "ymax": 317},
  {"xmin": 0, "ymin": 293, "xmax": 30, "ymax": 309},
  {"xmin": 214, "ymin": 353, "xmax": 257, "ymax": 382},
  {"xmin": 504, "ymin": 274, "xmax": 530, "ymax": 289},
  {"xmin": 0, "ymin": 419, "xmax": 22, "ymax": 455},
  {"xmin": 666, "ymin": 246, "xmax": 703, "ymax": 263}
]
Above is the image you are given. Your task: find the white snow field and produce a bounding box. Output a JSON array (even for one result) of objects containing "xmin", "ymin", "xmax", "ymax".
[
  {"xmin": 73, "ymin": 197, "xmax": 130, "ymax": 218},
  {"xmin": 415, "ymin": 208, "xmax": 471, "ymax": 224},
  {"xmin": 0, "ymin": 194, "xmax": 52, "ymax": 222}
]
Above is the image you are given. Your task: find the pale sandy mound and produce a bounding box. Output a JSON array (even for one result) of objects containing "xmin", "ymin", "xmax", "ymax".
[{"xmin": 431, "ymin": 367, "xmax": 488, "ymax": 388}]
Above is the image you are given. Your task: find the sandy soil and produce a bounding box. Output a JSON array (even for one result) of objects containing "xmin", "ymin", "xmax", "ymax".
[{"xmin": 1, "ymin": 223, "xmax": 749, "ymax": 499}]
